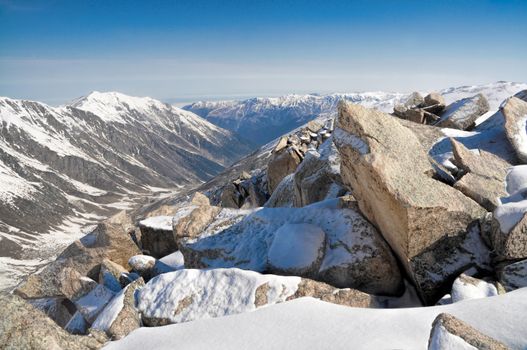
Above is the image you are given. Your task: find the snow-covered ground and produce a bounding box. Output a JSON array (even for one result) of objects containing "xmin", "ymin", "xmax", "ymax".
[{"xmin": 104, "ymin": 287, "xmax": 527, "ymax": 350}]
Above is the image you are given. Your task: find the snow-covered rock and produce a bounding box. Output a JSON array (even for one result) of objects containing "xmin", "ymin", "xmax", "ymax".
[
  {"xmin": 428, "ymin": 313, "xmax": 508, "ymax": 350},
  {"xmin": 180, "ymin": 201, "xmax": 403, "ymax": 295},
  {"xmin": 267, "ymin": 223, "xmax": 326, "ymax": 276},
  {"xmin": 103, "ymin": 287, "xmax": 527, "ymax": 350},
  {"xmin": 436, "ymin": 94, "xmax": 489, "ymax": 130},
  {"xmin": 92, "ymin": 278, "xmax": 144, "ymax": 340},
  {"xmin": 158, "ymin": 251, "xmax": 185, "ymax": 270},
  {"xmin": 73, "ymin": 282, "xmax": 115, "ymax": 324},
  {"xmin": 492, "ymin": 165, "xmax": 527, "ymax": 261},
  {"xmin": 450, "ymin": 274, "xmax": 498, "ymax": 303},
  {"xmin": 137, "ymin": 268, "xmax": 376, "ymax": 327}
]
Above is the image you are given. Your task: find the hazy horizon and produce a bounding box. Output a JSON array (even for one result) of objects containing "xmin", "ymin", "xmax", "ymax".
[{"xmin": 1, "ymin": 0, "xmax": 526, "ymax": 105}]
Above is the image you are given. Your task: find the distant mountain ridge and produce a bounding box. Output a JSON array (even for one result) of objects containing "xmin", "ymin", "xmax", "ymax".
[
  {"xmin": 183, "ymin": 82, "xmax": 527, "ymax": 145},
  {"xmin": 0, "ymin": 92, "xmax": 252, "ymax": 290}
]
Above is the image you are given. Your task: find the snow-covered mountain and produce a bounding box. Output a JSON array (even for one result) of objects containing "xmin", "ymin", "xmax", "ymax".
[
  {"xmin": 0, "ymin": 92, "xmax": 252, "ymax": 290},
  {"xmin": 183, "ymin": 81, "xmax": 527, "ymax": 145}
]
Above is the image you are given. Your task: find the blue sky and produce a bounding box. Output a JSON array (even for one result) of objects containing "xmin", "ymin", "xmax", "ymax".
[{"xmin": 1, "ymin": 0, "xmax": 526, "ymax": 105}]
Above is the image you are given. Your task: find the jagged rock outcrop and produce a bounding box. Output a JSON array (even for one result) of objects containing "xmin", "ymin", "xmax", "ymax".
[
  {"xmin": 435, "ymin": 93, "xmax": 489, "ymax": 130},
  {"xmin": 265, "ymin": 174, "xmax": 295, "ymax": 207},
  {"xmin": 137, "ymin": 268, "xmax": 378, "ymax": 326},
  {"xmin": 502, "ymin": 97, "xmax": 527, "ymax": 163},
  {"xmin": 15, "ymin": 223, "xmax": 141, "ymax": 299},
  {"xmin": 335, "ymin": 101, "xmax": 491, "ymax": 303},
  {"xmin": 0, "ymin": 294, "xmax": 106, "ymax": 350},
  {"xmin": 177, "ymin": 201, "xmax": 403, "ymax": 295},
  {"xmin": 99, "ymin": 259, "xmax": 128, "ymax": 292},
  {"xmin": 392, "ymin": 92, "xmax": 444, "ymax": 125},
  {"xmin": 428, "ymin": 313, "xmax": 509, "ymax": 350},
  {"xmin": 450, "ymin": 138, "xmax": 509, "ymax": 211},
  {"xmin": 267, "ymin": 145, "xmax": 303, "ymax": 194}
]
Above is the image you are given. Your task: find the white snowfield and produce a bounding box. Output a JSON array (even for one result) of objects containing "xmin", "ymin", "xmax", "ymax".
[{"xmin": 104, "ymin": 287, "xmax": 527, "ymax": 350}]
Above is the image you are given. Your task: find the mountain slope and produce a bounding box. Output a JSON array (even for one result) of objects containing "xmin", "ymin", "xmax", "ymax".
[
  {"xmin": 183, "ymin": 81, "xmax": 527, "ymax": 145},
  {"xmin": 0, "ymin": 92, "xmax": 252, "ymax": 290}
]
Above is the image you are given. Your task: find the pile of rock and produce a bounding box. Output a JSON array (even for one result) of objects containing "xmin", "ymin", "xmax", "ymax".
[{"xmin": 393, "ymin": 91, "xmax": 490, "ymax": 130}]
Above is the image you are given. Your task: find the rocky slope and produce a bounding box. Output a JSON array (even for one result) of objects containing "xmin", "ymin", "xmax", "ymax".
[
  {"xmin": 0, "ymin": 92, "xmax": 252, "ymax": 291},
  {"xmin": 3, "ymin": 82, "xmax": 527, "ymax": 349}
]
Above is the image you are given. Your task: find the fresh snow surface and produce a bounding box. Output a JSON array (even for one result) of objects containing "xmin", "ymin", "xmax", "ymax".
[
  {"xmin": 92, "ymin": 284, "xmax": 127, "ymax": 332},
  {"xmin": 512, "ymin": 114, "xmax": 527, "ymax": 159},
  {"xmin": 428, "ymin": 324, "xmax": 477, "ymax": 350},
  {"xmin": 159, "ymin": 251, "xmax": 185, "ymax": 270},
  {"xmin": 494, "ymin": 165, "xmax": 527, "ymax": 233},
  {"xmin": 64, "ymin": 311, "xmax": 88, "ymax": 334},
  {"xmin": 104, "ymin": 287, "xmax": 527, "ymax": 350},
  {"xmin": 139, "ymin": 216, "xmax": 173, "ymax": 231},
  {"xmin": 450, "ymin": 276, "xmax": 498, "ymax": 303},
  {"xmin": 268, "ymin": 223, "xmax": 325, "ymax": 270},
  {"xmin": 137, "ymin": 268, "xmax": 301, "ymax": 324},
  {"xmin": 74, "ymin": 283, "xmax": 115, "ymax": 322}
]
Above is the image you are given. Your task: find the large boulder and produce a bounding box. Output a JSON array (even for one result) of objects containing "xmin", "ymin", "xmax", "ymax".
[
  {"xmin": 138, "ymin": 216, "xmax": 177, "ymax": 258},
  {"xmin": 335, "ymin": 101, "xmax": 490, "ymax": 303},
  {"xmin": 92, "ymin": 278, "xmax": 144, "ymax": 340},
  {"xmin": 502, "ymin": 96, "xmax": 527, "ymax": 163},
  {"xmin": 15, "ymin": 223, "xmax": 141, "ymax": 299},
  {"xmin": 428, "ymin": 313, "xmax": 508, "ymax": 350},
  {"xmin": 267, "ymin": 145, "xmax": 303, "ymax": 194},
  {"xmin": 137, "ymin": 268, "xmax": 377, "ymax": 326},
  {"xmin": 435, "ymin": 94, "xmax": 490, "ymax": 130},
  {"xmin": 293, "ymin": 137, "xmax": 345, "ymax": 207},
  {"xmin": 498, "ymin": 259, "xmax": 527, "ymax": 292},
  {"xmin": 98, "ymin": 259, "xmax": 128, "ymax": 292},
  {"xmin": 450, "ymin": 138, "xmax": 509, "ymax": 211},
  {"xmin": 179, "ymin": 201, "xmax": 403, "ymax": 296},
  {"xmin": 0, "ymin": 294, "xmax": 105, "ymax": 350}
]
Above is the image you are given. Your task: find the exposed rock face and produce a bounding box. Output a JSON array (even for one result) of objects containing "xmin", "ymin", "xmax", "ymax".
[
  {"xmin": 435, "ymin": 93, "xmax": 490, "ymax": 130},
  {"xmin": 267, "ymin": 145, "xmax": 303, "ymax": 194},
  {"xmin": 15, "ymin": 223, "xmax": 141, "ymax": 299},
  {"xmin": 179, "ymin": 202, "xmax": 403, "ymax": 295},
  {"xmin": 450, "ymin": 274, "xmax": 498, "ymax": 303},
  {"xmin": 92, "ymin": 278, "xmax": 145, "ymax": 340},
  {"xmin": 26, "ymin": 297, "xmax": 76, "ymax": 328},
  {"xmin": 137, "ymin": 268, "xmax": 377, "ymax": 327},
  {"xmin": 424, "ymin": 92, "xmax": 446, "ymax": 111},
  {"xmin": 138, "ymin": 216, "xmax": 176, "ymax": 258},
  {"xmin": 293, "ymin": 138, "xmax": 345, "ymax": 207},
  {"xmin": 502, "ymin": 97, "xmax": 527, "ymax": 163},
  {"xmin": 450, "ymin": 138, "xmax": 509, "ymax": 211},
  {"xmin": 428, "ymin": 313, "xmax": 509, "ymax": 350},
  {"xmin": 335, "ymin": 101, "xmax": 490, "ymax": 303},
  {"xmin": 0, "ymin": 294, "xmax": 106, "ymax": 350},
  {"xmin": 492, "ymin": 211, "xmax": 527, "ymax": 262},
  {"xmin": 498, "ymin": 259, "xmax": 527, "ymax": 291},
  {"xmin": 290, "ymin": 278, "xmax": 376, "ymax": 308},
  {"xmin": 173, "ymin": 205, "xmax": 222, "ymax": 242}
]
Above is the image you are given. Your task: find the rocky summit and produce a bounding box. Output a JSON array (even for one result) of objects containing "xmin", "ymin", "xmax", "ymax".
[{"xmin": 2, "ymin": 82, "xmax": 527, "ymax": 349}]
